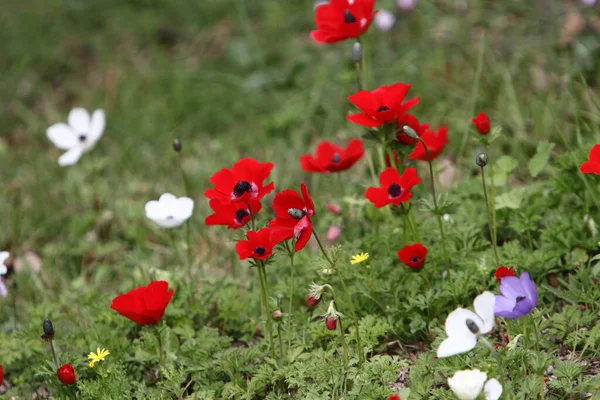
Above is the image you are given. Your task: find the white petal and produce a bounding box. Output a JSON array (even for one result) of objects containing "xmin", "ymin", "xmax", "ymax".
[
  {"xmin": 47, "ymin": 123, "xmax": 78, "ymax": 150},
  {"xmin": 445, "ymin": 308, "xmax": 484, "ymax": 337},
  {"xmin": 0, "ymin": 251, "xmax": 10, "ymax": 266},
  {"xmin": 174, "ymin": 197, "xmax": 194, "ymax": 220},
  {"xmin": 145, "ymin": 200, "xmax": 164, "ymax": 220},
  {"xmin": 158, "ymin": 193, "xmax": 178, "ymax": 204},
  {"xmin": 437, "ymin": 335, "xmax": 477, "ymax": 358},
  {"xmin": 88, "ymin": 109, "xmax": 106, "ymax": 142},
  {"xmin": 0, "ymin": 265, "xmax": 6, "ymax": 275},
  {"xmin": 58, "ymin": 147, "xmax": 84, "ymax": 166},
  {"xmin": 484, "ymin": 379, "xmax": 503, "ymax": 400},
  {"xmin": 68, "ymin": 107, "xmax": 91, "ymax": 133},
  {"xmin": 448, "ymin": 370, "xmax": 487, "ymax": 400},
  {"xmin": 473, "ymin": 291, "xmax": 496, "ymax": 334}
]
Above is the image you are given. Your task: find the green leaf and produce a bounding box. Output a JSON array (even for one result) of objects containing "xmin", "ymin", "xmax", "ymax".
[
  {"xmin": 495, "ymin": 189, "xmax": 525, "ymax": 209},
  {"xmin": 496, "ymin": 155, "xmax": 519, "ymax": 173},
  {"xmin": 528, "ymin": 141, "xmax": 555, "ymax": 177}
]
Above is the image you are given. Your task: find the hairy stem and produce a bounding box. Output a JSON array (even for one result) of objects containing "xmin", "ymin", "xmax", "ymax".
[{"xmin": 480, "ymin": 165, "xmax": 500, "ymax": 265}]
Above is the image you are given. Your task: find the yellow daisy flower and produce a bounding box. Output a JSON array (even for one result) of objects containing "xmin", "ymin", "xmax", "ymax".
[
  {"xmin": 88, "ymin": 347, "xmax": 110, "ymax": 368},
  {"xmin": 350, "ymin": 252, "xmax": 369, "ymax": 264}
]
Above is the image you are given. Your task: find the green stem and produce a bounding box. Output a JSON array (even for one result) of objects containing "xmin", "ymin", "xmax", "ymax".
[
  {"xmin": 287, "ymin": 242, "xmax": 295, "ymax": 349},
  {"xmin": 155, "ymin": 326, "xmax": 164, "ymax": 366},
  {"xmin": 338, "ymin": 317, "xmax": 350, "ymax": 370},
  {"xmin": 313, "ymin": 229, "xmax": 334, "ymax": 267},
  {"xmin": 480, "ymin": 166, "xmax": 500, "ymax": 266},
  {"xmin": 49, "ymin": 339, "xmax": 60, "ymax": 369},
  {"xmin": 277, "ymin": 323, "xmax": 284, "ymax": 359},
  {"xmin": 248, "ymin": 203, "xmax": 256, "ymax": 232},
  {"xmin": 258, "ymin": 263, "xmax": 276, "ymax": 359},
  {"xmin": 176, "ymin": 152, "xmax": 193, "ymax": 272},
  {"xmin": 485, "ymin": 145, "xmax": 499, "ymax": 254}
]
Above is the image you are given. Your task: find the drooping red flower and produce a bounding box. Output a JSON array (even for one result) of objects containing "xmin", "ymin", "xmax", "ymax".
[
  {"xmin": 205, "ymin": 199, "xmax": 262, "ymax": 229},
  {"xmin": 57, "ymin": 364, "xmax": 76, "ymax": 385},
  {"xmin": 299, "ymin": 139, "xmax": 365, "ymax": 173},
  {"xmin": 110, "ymin": 281, "xmax": 174, "ymax": 325},
  {"xmin": 408, "ymin": 126, "xmax": 449, "ymax": 161},
  {"xmin": 387, "ymin": 395, "xmax": 401, "ymax": 400},
  {"xmin": 472, "ymin": 112, "xmax": 491, "ymax": 135},
  {"xmin": 494, "ymin": 266, "xmax": 516, "ymax": 281},
  {"xmin": 580, "ymin": 144, "xmax": 600, "ymax": 175},
  {"xmin": 365, "ymin": 167, "xmax": 421, "ymax": 208},
  {"xmin": 397, "ymin": 243, "xmax": 428, "ymax": 269},
  {"xmin": 235, "ymin": 228, "xmax": 275, "ymax": 261},
  {"xmin": 347, "ymin": 83, "xmax": 420, "ymax": 128},
  {"xmin": 306, "ymin": 293, "xmax": 321, "ymax": 307},
  {"xmin": 325, "ymin": 316, "xmax": 338, "ymax": 330},
  {"xmin": 395, "ymin": 114, "xmax": 429, "ymax": 145},
  {"xmin": 0, "ymin": 365, "xmax": 3, "ymax": 386},
  {"xmin": 269, "ymin": 184, "xmax": 315, "ymax": 251},
  {"xmin": 311, "ymin": 0, "xmax": 377, "ymax": 44},
  {"xmin": 204, "ymin": 158, "xmax": 275, "ymax": 204}
]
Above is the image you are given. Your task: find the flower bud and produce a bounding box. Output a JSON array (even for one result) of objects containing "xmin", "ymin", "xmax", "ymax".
[
  {"xmin": 326, "ymin": 225, "xmax": 341, "ymax": 242},
  {"xmin": 273, "ymin": 310, "xmax": 283, "ymax": 320},
  {"xmin": 172, "ymin": 138, "xmax": 182, "ymax": 152},
  {"xmin": 325, "ymin": 316, "xmax": 338, "ymax": 331},
  {"xmin": 402, "ymin": 125, "xmax": 419, "ymax": 139},
  {"xmin": 306, "ymin": 294, "xmax": 321, "ymax": 308},
  {"xmin": 43, "ymin": 317, "xmax": 55, "ymax": 338},
  {"xmin": 57, "ymin": 364, "xmax": 76, "ymax": 385},
  {"xmin": 476, "ymin": 153, "xmax": 488, "ymax": 167},
  {"xmin": 326, "ymin": 203, "xmax": 342, "ymax": 215},
  {"xmin": 351, "ymin": 42, "xmax": 363, "ymax": 63}
]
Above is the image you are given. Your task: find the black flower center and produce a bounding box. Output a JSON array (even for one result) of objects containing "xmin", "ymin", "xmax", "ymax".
[
  {"xmin": 234, "ymin": 209, "xmax": 250, "ymax": 223},
  {"xmin": 387, "ymin": 184, "xmax": 402, "ymax": 198},
  {"xmin": 516, "ymin": 296, "xmax": 526, "ymax": 303},
  {"xmin": 344, "ymin": 9, "xmax": 357, "ymax": 23},
  {"xmin": 288, "ymin": 208, "xmax": 306, "ymax": 219},
  {"xmin": 78, "ymin": 135, "xmax": 87, "ymax": 142},
  {"xmin": 409, "ymin": 256, "xmax": 421, "ymax": 263},
  {"xmin": 254, "ymin": 246, "xmax": 266, "ymax": 256},
  {"xmin": 376, "ymin": 106, "xmax": 390, "ymax": 112},
  {"xmin": 233, "ymin": 181, "xmax": 252, "ymax": 198},
  {"xmin": 465, "ymin": 318, "xmax": 480, "ymax": 334},
  {"xmin": 332, "ymin": 153, "xmax": 341, "ymax": 163}
]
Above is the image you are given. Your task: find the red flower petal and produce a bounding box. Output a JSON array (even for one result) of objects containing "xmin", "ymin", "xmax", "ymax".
[
  {"xmin": 110, "ymin": 281, "xmax": 174, "ymax": 325},
  {"xmin": 397, "ymin": 243, "xmax": 428, "ymax": 269}
]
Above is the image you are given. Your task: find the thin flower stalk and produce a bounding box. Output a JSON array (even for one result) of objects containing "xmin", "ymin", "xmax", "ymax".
[
  {"xmin": 258, "ymin": 261, "xmax": 276, "ymax": 359},
  {"xmin": 479, "ymin": 160, "xmax": 500, "ymax": 265}
]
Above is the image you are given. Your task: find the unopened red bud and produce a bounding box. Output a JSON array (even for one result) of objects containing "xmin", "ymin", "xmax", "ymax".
[
  {"xmin": 273, "ymin": 310, "xmax": 283, "ymax": 320},
  {"xmin": 326, "ymin": 225, "xmax": 341, "ymax": 242},
  {"xmin": 325, "ymin": 317, "xmax": 337, "ymax": 331},
  {"xmin": 306, "ymin": 294, "xmax": 320, "ymax": 308},
  {"xmin": 326, "ymin": 203, "xmax": 342, "ymax": 215},
  {"xmin": 57, "ymin": 364, "xmax": 76, "ymax": 385}
]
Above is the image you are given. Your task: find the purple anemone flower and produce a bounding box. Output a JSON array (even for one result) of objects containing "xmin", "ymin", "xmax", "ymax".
[{"xmin": 494, "ymin": 272, "xmax": 538, "ymax": 319}]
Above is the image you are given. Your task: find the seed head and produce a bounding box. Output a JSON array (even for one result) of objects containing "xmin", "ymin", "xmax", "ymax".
[
  {"xmin": 402, "ymin": 125, "xmax": 419, "ymax": 139},
  {"xmin": 351, "ymin": 42, "xmax": 363, "ymax": 62},
  {"xmin": 476, "ymin": 153, "xmax": 488, "ymax": 167},
  {"xmin": 172, "ymin": 138, "xmax": 182, "ymax": 152},
  {"xmin": 41, "ymin": 317, "xmax": 55, "ymax": 340}
]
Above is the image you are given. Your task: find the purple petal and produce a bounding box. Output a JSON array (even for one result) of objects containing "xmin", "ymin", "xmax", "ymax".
[
  {"xmin": 494, "ymin": 295, "xmax": 516, "ymax": 315},
  {"xmin": 512, "ymin": 297, "xmax": 536, "ymax": 317},
  {"xmin": 499, "ymin": 276, "xmax": 524, "ymax": 298},
  {"xmin": 520, "ymin": 272, "xmax": 538, "ymax": 306},
  {"xmin": 495, "ymin": 308, "xmax": 522, "ymax": 318}
]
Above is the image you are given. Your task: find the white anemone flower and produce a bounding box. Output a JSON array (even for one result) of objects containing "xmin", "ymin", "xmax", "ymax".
[
  {"xmin": 46, "ymin": 107, "xmax": 106, "ymax": 166},
  {"xmin": 145, "ymin": 193, "xmax": 194, "ymax": 228},
  {"xmin": 0, "ymin": 251, "xmax": 9, "ymax": 276},
  {"xmin": 448, "ymin": 369, "xmax": 502, "ymax": 400},
  {"xmin": 437, "ymin": 291, "xmax": 495, "ymax": 358}
]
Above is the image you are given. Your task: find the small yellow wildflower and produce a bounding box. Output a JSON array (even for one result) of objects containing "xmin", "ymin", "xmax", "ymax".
[
  {"xmin": 88, "ymin": 347, "xmax": 110, "ymax": 368},
  {"xmin": 350, "ymin": 252, "xmax": 369, "ymax": 264}
]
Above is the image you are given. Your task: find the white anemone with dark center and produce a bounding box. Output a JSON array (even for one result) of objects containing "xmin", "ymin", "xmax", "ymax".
[
  {"xmin": 145, "ymin": 193, "xmax": 194, "ymax": 228},
  {"xmin": 46, "ymin": 107, "xmax": 106, "ymax": 166}
]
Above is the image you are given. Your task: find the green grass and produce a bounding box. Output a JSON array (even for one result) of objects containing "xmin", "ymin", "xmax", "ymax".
[{"xmin": 0, "ymin": 0, "xmax": 599, "ymax": 398}]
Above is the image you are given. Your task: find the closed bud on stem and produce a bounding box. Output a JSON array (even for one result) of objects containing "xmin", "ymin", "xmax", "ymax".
[
  {"xmin": 172, "ymin": 138, "xmax": 182, "ymax": 152},
  {"xmin": 41, "ymin": 317, "xmax": 55, "ymax": 340},
  {"xmin": 322, "ymin": 300, "xmax": 343, "ymax": 331},
  {"xmin": 273, "ymin": 310, "xmax": 283, "ymax": 320},
  {"xmin": 476, "ymin": 153, "xmax": 488, "ymax": 167},
  {"xmin": 351, "ymin": 42, "xmax": 363, "ymax": 62},
  {"xmin": 402, "ymin": 125, "xmax": 419, "ymax": 139}
]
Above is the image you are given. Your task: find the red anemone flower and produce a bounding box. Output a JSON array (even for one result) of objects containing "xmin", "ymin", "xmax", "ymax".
[
  {"xmin": 110, "ymin": 281, "xmax": 174, "ymax": 325},
  {"xmin": 204, "ymin": 158, "xmax": 275, "ymax": 204},
  {"xmin": 395, "ymin": 114, "xmax": 429, "ymax": 145},
  {"xmin": 365, "ymin": 167, "xmax": 421, "ymax": 208},
  {"xmin": 347, "ymin": 83, "xmax": 420, "ymax": 128},
  {"xmin": 235, "ymin": 228, "xmax": 275, "ymax": 261},
  {"xmin": 205, "ymin": 199, "xmax": 262, "ymax": 229},
  {"xmin": 494, "ymin": 266, "xmax": 516, "ymax": 281},
  {"xmin": 472, "ymin": 112, "xmax": 491, "ymax": 135},
  {"xmin": 311, "ymin": 0, "xmax": 377, "ymax": 44},
  {"xmin": 387, "ymin": 395, "xmax": 401, "ymax": 400},
  {"xmin": 269, "ymin": 183, "xmax": 315, "ymax": 251},
  {"xmin": 300, "ymin": 139, "xmax": 364, "ymax": 173},
  {"xmin": 580, "ymin": 144, "xmax": 600, "ymax": 175},
  {"xmin": 397, "ymin": 243, "xmax": 427, "ymax": 269},
  {"xmin": 57, "ymin": 364, "xmax": 76, "ymax": 385},
  {"xmin": 408, "ymin": 126, "xmax": 449, "ymax": 161}
]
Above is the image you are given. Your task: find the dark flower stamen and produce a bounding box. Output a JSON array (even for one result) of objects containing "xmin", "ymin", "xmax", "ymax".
[
  {"xmin": 409, "ymin": 256, "xmax": 421, "ymax": 263},
  {"xmin": 465, "ymin": 318, "xmax": 480, "ymax": 334},
  {"xmin": 233, "ymin": 181, "xmax": 252, "ymax": 198},
  {"xmin": 332, "ymin": 153, "xmax": 341, "ymax": 163},
  {"xmin": 78, "ymin": 135, "xmax": 87, "ymax": 142},
  {"xmin": 344, "ymin": 9, "xmax": 357, "ymax": 23},
  {"xmin": 235, "ymin": 209, "xmax": 250, "ymax": 223},
  {"xmin": 288, "ymin": 208, "xmax": 306, "ymax": 219},
  {"xmin": 516, "ymin": 296, "xmax": 526, "ymax": 303},
  {"xmin": 387, "ymin": 184, "xmax": 402, "ymax": 198},
  {"xmin": 254, "ymin": 246, "xmax": 266, "ymax": 256},
  {"xmin": 376, "ymin": 106, "xmax": 390, "ymax": 112}
]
